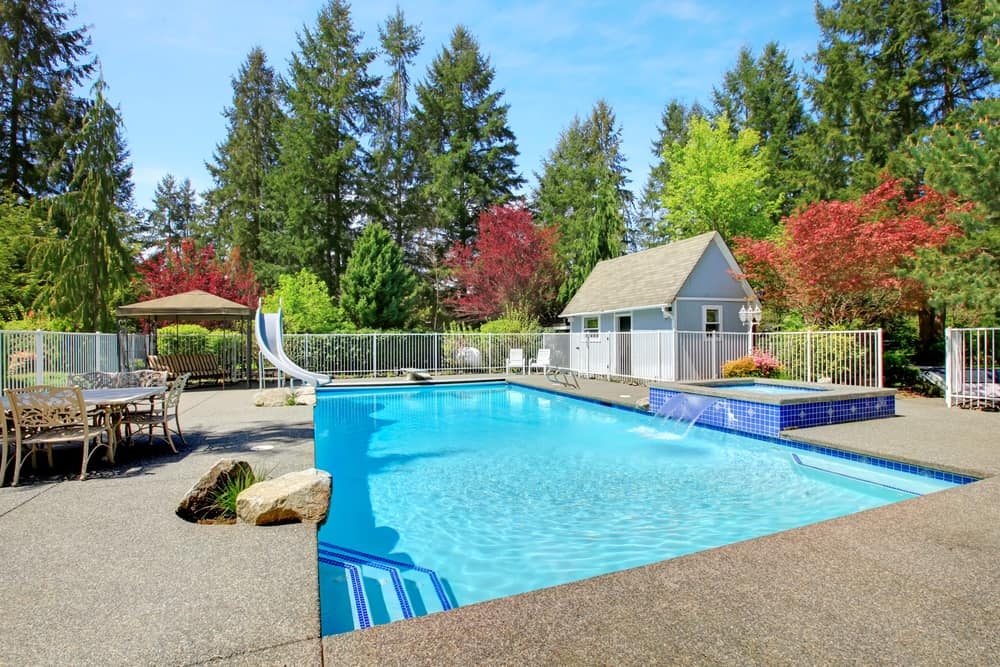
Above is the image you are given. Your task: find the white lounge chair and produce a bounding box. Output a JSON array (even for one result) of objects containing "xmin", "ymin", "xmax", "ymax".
[
  {"xmin": 529, "ymin": 349, "xmax": 551, "ymax": 374},
  {"xmin": 505, "ymin": 348, "xmax": 525, "ymax": 374}
]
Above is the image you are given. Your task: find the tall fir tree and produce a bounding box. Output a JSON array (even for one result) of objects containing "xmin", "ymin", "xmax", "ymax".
[
  {"xmin": 0, "ymin": 0, "xmax": 93, "ymax": 198},
  {"xmin": 140, "ymin": 174, "xmax": 200, "ymax": 250},
  {"xmin": 712, "ymin": 42, "xmax": 811, "ymax": 218},
  {"xmin": 340, "ymin": 221, "xmax": 416, "ymax": 329},
  {"xmin": 806, "ymin": 0, "xmax": 994, "ymax": 198},
  {"xmin": 34, "ymin": 79, "xmax": 133, "ymax": 331},
  {"xmin": 266, "ymin": 0, "xmax": 379, "ymax": 293},
  {"xmin": 534, "ymin": 100, "xmax": 630, "ymax": 303},
  {"xmin": 634, "ymin": 99, "xmax": 704, "ymax": 249},
  {"xmin": 205, "ymin": 47, "xmax": 283, "ymax": 279},
  {"xmin": 412, "ymin": 25, "xmax": 522, "ymax": 251},
  {"xmin": 369, "ymin": 8, "xmax": 423, "ymax": 256}
]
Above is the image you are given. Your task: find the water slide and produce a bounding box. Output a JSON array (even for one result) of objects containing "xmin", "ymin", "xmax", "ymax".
[{"xmin": 255, "ymin": 301, "xmax": 331, "ymax": 386}]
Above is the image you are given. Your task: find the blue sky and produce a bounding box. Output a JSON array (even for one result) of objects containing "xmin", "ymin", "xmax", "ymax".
[{"xmin": 73, "ymin": 0, "xmax": 821, "ymax": 210}]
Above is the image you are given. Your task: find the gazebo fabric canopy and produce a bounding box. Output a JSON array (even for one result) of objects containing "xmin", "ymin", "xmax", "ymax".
[{"xmin": 115, "ymin": 290, "xmax": 252, "ymax": 322}]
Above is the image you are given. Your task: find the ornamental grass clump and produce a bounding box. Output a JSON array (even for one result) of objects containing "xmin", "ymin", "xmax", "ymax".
[
  {"xmin": 211, "ymin": 466, "xmax": 267, "ymax": 519},
  {"xmin": 722, "ymin": 349, "xmax": 784, "ymax": 378}
]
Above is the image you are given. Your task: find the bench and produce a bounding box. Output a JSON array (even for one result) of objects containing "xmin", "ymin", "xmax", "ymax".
[{"xmin": 147, "ymin": 353, "xmax": 226, "ymax": 387}]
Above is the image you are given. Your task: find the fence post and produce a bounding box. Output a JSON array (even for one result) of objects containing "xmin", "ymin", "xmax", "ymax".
[
  {"xmin": 875, "ymin": 328, "xmax": 884, "ymax": 388},
  {"xmin": 944, "ymin": 327, "xmax": 952, "ymax": 406},
  {"xmin": 95, "ymin": 331, "xmax": 101, "ymax": 372},
  {"xmin": 711, "ymin": 332, "xmax": 718, "ymax": 379},
  {"xmin": 34, "ymin": 330, "xmax": 44, "ymax": 385},
  {"xmin": 806, "ymin": 330, "xmax": 813, "ymax": 383},
  {"xmin": 371, "ymin": 333, "xmax": 377, "ymax": 377},
  {"xmin": 671, "ymin": 329, "xmax": 678, "ymax": 381},
  {"xmin": 434, "ymin": 333, "xmax": 439, "ymax": 375}
]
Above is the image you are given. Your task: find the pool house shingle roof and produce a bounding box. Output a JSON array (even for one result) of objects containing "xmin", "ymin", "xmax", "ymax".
[{"xmin": 558, "ymin": 231, "xmax": 723, "ymax": 317}]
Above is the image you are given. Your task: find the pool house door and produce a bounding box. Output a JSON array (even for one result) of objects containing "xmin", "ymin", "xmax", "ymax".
[{"xmin": 615, "ymin": 315, "xmax": 632, "ymax": 377}]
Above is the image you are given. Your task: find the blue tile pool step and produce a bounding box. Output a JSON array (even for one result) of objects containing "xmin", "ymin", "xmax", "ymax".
[{"xmin": 318, "ymin": 542, "xmax": 453, "ymax": 631}]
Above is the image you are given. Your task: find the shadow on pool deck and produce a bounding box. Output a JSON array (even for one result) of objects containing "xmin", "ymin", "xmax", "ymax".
[{"xmin": 0, "ymin": 380, "xmax": 997, "ymax": 665}]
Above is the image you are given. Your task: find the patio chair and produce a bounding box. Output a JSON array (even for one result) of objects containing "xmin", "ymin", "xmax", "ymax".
[
  {"xmin": 505, "ymin": 348, "xmax": 526, "ymax": 374},
  {"xmin": 529, "ymin": 349, "xmax": 552, "ymax": 374},
  {"xmin": 123, "ymin": 373, "xmax": 190, "ymax": 453},
  {"xmin": 68, "ymin": 371, "xmax": 118, "ymax": 389},
  {"xmin": 7, "ymin": 385, "xmax": 114, "ymax": 485}
]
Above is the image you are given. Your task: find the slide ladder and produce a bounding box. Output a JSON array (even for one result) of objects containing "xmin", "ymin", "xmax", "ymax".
[{"xmin": 254, "ymin": 301, "xmax": 331, "ymax": 386}]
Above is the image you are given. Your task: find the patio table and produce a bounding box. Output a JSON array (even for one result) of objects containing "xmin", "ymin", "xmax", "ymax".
[{"xmin": 1, "ymin": 386, "xmax": 167, "ymax": 470}]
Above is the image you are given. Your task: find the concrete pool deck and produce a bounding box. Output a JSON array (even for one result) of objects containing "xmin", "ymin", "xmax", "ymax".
[{"xmin": 0, "ymin": 379, "xmax": 997, "ymax": 664}]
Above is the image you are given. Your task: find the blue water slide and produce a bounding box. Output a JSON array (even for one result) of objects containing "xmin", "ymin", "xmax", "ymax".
[{"xmin": 254, "ymin": 301, "xmax": 331, "ymax": 386}]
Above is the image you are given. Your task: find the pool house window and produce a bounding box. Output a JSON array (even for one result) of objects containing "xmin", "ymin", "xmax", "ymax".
[
  {"xmin": 584, "ymin": 316, "xmax": 600, "ymax": 341},
  {"xmin": 702, "ymin": 306, "xmax": 721, "ymax": 335}
]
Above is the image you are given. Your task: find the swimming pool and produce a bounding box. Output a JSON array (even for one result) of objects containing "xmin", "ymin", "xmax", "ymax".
[{"xmin": 314, "ymin": 382, "xmax": 963, "ymax": 635}]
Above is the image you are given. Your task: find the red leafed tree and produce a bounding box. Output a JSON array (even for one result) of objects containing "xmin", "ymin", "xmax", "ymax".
[
  {"xmin": 445, "ymin": 205, "xmax": 560, "ymax": 321},
  {"xmin": 137, "ymin": 239, "xmax": 260, "ymax": 307},
  {"xmin": 734, "ymin": 177, "xmax": 963, "ymax": 327}
]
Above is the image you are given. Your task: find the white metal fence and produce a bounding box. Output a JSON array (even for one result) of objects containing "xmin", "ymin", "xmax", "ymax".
[
  {"xmin": 0, "ymin": 330, "xmax": 148, "ymax": 391},
  {"xmin": 945, "ymin": 327, "xmax": 998, "ymax": 407},
  {"xmin": 0, "ymin": 328, "xmax": 885, "ymax": 391}
]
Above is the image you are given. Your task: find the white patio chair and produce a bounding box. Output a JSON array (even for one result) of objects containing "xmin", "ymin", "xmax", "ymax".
[
  {"xmin": 505, "ymin": 348, "xmax": 525, "ymax": 374},
  {"xmin": 529, "ymin": 349, "xmax": 552, "ymax": 374}
]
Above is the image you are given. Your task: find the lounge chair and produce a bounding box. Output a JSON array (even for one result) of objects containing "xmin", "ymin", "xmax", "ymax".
[
  {"xmin": 529, "ymin": 349, "xmax": 551, "ymax": 374},
  {"xmin": 505, "ymin": 348, "xmax": 525, "ymax": 374}
]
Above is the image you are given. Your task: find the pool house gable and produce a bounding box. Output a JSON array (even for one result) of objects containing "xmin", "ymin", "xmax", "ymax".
[{"xmin": 559, "ymin": 231, "xmax": 758, "ymax": 334}]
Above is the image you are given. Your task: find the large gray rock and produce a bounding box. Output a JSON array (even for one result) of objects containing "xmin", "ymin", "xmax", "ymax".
[
  {"xmin": 236, "ymin": 468, "xmax": 331, "ymax": 525},
  {"xmin": 253, "ymin": 388, "xmax": 294, "ymax": 407},
  {"xmin": 176, "ymin": 458, "xmax": 252, "ymax": 522}
]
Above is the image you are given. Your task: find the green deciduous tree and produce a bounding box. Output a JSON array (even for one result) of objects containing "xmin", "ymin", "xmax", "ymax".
[
  {"xmin": 534, "ymin": 100, "xmax": 630, "ymax": 302},
  {"xmin": 0, "ymin": 0, "xmax": 93, "ymax": 197},
  {"xmin": 206, "ymin": 47, "xmax": 283, "ymax": 278},
  {"xmin": 370, "ymin": 8, "xmax": 423, "ymax": 255},
  {"xmin": 635, "ymin": 99, "xmax": 704, "ymax": 248},
  {"xmin": 339, "ymin": 221, "xmax": 416, "ymax": 329},
  {"xmin": 412, "ymin": 25, "xmax": 522, "ymax": 250},
  {"xmin": 712, "ymin": 42, "xmax": 811, "ymax": 218},
  {"xmin": 34, "ymin": 79, "xmax": 134, "ymax": 331},
  {"xmin": 659, "ymin": 116, "xmax": 778, "ymax": 242},
  {"xmin": 263, "ymin": 268, "xmax": 349, "ymax": 333},
  {"xmin": 806, "ymin": 0, "xmax": 994, "ymax": 198},
  {"xmin": 266, "ymin": 0, "xmax": 378, "ymax": 293}
]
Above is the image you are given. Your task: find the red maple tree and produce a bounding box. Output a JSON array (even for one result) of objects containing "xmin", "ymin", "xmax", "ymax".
[
  {"xmin": 445, "ymin": 205, "xmax": 560, "ymax": 321},
  {"xmin": 137, "ymin": 240, "xmax": 260, "ymax": 308},
  {"xmin": 734, "ymin": 177, "xmax": 963, "ymax": 327}
]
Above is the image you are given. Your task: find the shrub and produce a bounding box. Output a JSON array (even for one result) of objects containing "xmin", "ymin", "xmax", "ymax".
[
  {"xmin": 722, "ymin": 349, "xmax": 784, "ymax": 378},
  {"xmin": 211, "ymin": 466, "xmax": 267, "ymax": 519}
]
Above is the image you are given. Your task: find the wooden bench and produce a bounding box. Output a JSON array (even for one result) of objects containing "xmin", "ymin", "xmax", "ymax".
[{"xmin": 147, "ymin": 353, "xmax": 226, "ymax": 387}]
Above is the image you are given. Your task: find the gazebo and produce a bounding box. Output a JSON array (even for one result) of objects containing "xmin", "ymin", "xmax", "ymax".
[{"xmin": 115, "ymin": 290, "xmax": 254, "ymax": 387}]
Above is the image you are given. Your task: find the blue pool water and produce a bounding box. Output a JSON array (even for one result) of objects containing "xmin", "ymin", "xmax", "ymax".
[
  {"xmin": 314, "ymin": 383, "xmax": 958, "ymax": 635},
  {"xmin": 710, "ymin": 382, "xmax": 827, "ymax": 395}
]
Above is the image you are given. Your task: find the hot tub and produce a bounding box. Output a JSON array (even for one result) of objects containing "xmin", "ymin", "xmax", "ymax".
[{"xmin": 648, "ymin": 379, "xmax": 896, "ymax": 438}]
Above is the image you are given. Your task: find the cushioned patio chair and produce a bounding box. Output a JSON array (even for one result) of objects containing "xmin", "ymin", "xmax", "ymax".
[
  {"xmin": 123, "ymin": 373, "xmax": 190, "ymax": 453},
  {"xmin": 7, "ymin": 385, "xmax": 114, "ymax": 484}
]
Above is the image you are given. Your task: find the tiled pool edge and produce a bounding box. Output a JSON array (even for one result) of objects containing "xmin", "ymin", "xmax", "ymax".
[{"xmin": 511, "ymin": 380, "xmax": 979, "ymax": 486}]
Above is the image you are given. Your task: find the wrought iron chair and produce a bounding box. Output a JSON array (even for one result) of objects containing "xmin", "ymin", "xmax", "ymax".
[
  {"xmin": 68, "ymin": 371, "xmax": 118, "ymax": 389},
  {"xmin": 123, "ymin": 373, "xmax": 190, "ymax": 453},
  {"xmin": 7, "ymin": 386, "xmax": 114, "ymax": 485}
]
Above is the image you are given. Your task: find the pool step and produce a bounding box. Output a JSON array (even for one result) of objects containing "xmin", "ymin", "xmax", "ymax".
[{"xmin": 318, "ymin": 541, "xmax": 453, "ymax": 630}]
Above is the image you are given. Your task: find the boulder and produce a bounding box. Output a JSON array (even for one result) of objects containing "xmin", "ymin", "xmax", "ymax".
[
  {"xmin": 635, "ymin": 397, "xmax": 650, "ymax": 410},
  {"xmin": 294, "ymin": 387, "xmax": 316, "ymax": 406},
  {"xmin": 236, "ymin": 468, "xmax": 332, "ymax": 525},
  {"xmin": 254, "ymin": 388, "xmax": 294, "ymax": 407},
  {"xmin": 176, "ymin": 458, "xmax": 253, "ymax": 522}
]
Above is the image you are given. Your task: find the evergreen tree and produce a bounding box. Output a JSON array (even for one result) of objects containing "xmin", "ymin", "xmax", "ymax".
[
  {"xmin": 534, "ymin": 100, "xmax": 630, "ymax": 302},
  {"xmin": 34, "ymin": 79, "xmax": 133, "ymax": 331},
  {"xmin": 659, "ymin": 116, "xmax": 778, "ymax": 241},
  {"xmin": 266, "ymin": 0, "xmax": 378, "ymax": 293},
  {"xmin": 412, "ymin": 25, "xmax": 522, "ymax": 250},
  {"xmin": 807, "ymin": 0, "xmax": 994, "ymax": 197},
  {"xmin": 205, "ymin": 47, "xmax": 282, "ymax": 277},
  {"xmin": 140, "ymin": 174, "xmax": 200, "ymax": 250},
  {"xmin": 712, "ymin": 43, "xmax": 811, "ymax": 217},
  {"xmin": 0, "ymin": 0, "xmax": 93, "ymax": 197},
  {"xmin": 370, "ymin": 8, "xmax": 423, "ymax": 255},
  {"xmin": 339, "ymin": 221, "xmax": 416, "ymax": 329},
  {"xmin": 634, "ymin": 99, "xmax": 704, "ymax": 248},
  {"xmin": 0, "ymin": 191, "xmax": 44, "ymax": 319}
]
